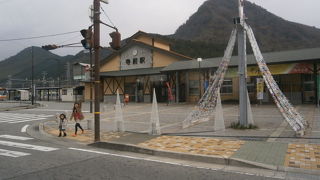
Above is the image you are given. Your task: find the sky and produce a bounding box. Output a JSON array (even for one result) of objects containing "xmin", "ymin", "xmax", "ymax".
[{"xmin": 0, "ymin": 0, "xmax": 319, "ymax": 61}]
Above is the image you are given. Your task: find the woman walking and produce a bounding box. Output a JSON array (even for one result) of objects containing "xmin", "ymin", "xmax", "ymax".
[{"xmin": 70, "ymin": 102, "xmax": 84, "ymax": 136}]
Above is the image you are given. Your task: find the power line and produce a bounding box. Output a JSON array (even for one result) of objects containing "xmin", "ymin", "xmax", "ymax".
[
  {"xmin": 101, "ymin": 7, "xmax": 116, "ymax": 27},
  {"xmin": 0, "ymin": 31, "xmax": 79, "ymax": 42},
  {"xmin": 56, "ymin": 34, "xmax": 81, "ymax": 45}
]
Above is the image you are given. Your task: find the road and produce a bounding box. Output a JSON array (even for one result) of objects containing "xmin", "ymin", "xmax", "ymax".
[{"xmin": 0, "ymin": 102, "xmax": 316, "ymax": 180}]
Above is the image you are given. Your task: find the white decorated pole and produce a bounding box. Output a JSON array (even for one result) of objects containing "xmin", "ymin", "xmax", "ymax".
[
  {"xmin": 247, "ymin": 91, "xmax": 254, "ymax": 125},
  {"xmin": 238, "ymin": 0, "xmax": 245, "ymax": 23},
  {"xmin": 238, "ymin": 0, "xmax": 249, "ymax": 127},
  {"xmin": 115, "ymin": 90, "xmax": 124, "ymax": 132},
  {"xmin": 150, "ymin": 89, "xmax": 161, "ymax": 135},
  {"xmin": 214, "ymin": 91, "xmax": 225, "ymax": 131}
]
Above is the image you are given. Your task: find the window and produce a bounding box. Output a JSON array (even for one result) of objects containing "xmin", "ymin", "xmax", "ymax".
[
  {"xmin": 247, "ymin": 77, "xmax": 255, "ymax": 93},
  {"xmin": 126, "ymin": 59, "xmax": 131, "ymax": 65},
  {"xmin": 62, "ymin": 89, "xmax": 67, "ymax": 95},
  {"xmin": 140, "ymin": 57, "xmax": 145, "ymax": 64},
  {"xmin": 221, "ymin": 78, "xmax": 233, "ymax": 94},
  {"xmin": 133, "ymin": 58, "xmax": 138, "ymax": 64},
  {"xmin": 189, "ymin": 80, "xmax": 200, "ymax": 95}
]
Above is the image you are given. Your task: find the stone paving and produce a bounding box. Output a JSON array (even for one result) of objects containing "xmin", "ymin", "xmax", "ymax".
[
  {"xmin": 138, "ymin": 136, "xmax": 244, "ymax": 158},
  {"xmin": 285, "ymin": 144, "xmax": 320, "ymax": 170},
  {"xmin": 44, "ymin": 124, "xmax": 129, "ymax": 143},
  {"xmin": 85, "ymin": 103, "xmax": 320, "ymax": 144}
]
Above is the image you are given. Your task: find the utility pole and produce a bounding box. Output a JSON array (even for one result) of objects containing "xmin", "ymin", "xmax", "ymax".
[
  {"xmin": 238, "ymin": 0, "xmax": 248, "ymax": 126},
  {"xmin": 93, "ymin": 0, "xmax": 101, "ymax": 142},
  {"xmin": 31, "ymin": 46, "xmax": 34, "ymax": 105},
  {"xmin": 90, "ymin": 49, "xmax": 93, "ymax": 113}
]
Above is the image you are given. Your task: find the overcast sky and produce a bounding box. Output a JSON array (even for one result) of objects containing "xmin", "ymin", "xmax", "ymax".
[{"xmin": 0, "ymin": 0, "xmax": 319, "ymax": 61}]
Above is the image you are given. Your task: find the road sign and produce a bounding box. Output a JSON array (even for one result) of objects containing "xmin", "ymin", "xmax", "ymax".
[{"xmin": 256, "ymin": 78, "xmax": 264, "ymax": 100}]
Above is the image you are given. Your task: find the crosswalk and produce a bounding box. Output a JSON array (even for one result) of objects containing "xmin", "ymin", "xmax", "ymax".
[
  {"xmin": 0, "ymin": 112, "xmax": 54, "ymax": 124},
  {"xmin": 0, "ymin": 134, "xmax": 59, "ymax": 158}
]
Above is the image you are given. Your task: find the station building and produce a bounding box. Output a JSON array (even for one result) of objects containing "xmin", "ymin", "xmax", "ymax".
[{"xmin": 83, "ymin": 31, "xmax": 320, "ymax": 105}]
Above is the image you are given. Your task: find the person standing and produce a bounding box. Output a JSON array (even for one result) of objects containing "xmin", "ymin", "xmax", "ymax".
[
  {"xmin": 70, "ymin": 102, "xmax": 84, "ymax": 136},
  {"xmin": 58, "ymin": 113, "xmax": 67, "ymax": 137}
]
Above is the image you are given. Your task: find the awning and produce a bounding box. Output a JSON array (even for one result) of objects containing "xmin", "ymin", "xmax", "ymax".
[
  {"xmin": 100, "ymin": 67, "xmax": 164, "ymax": 77},
  {"xmin": 161, "ymin": 47, "xmax": 320, "ymax": 72}
]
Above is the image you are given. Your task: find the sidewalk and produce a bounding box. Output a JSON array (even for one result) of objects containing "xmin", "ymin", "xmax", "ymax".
[{"xmin": 42, "ymin": 119, "xmax": 320, "ymax": 175}]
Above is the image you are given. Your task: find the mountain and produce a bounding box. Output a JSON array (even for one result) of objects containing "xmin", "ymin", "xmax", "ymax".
[
  {"xmin": 172, "ymin": 0, "xmax": 320, "ymax": 53},
  {"xmin": 0, "ymin": 46, "xmax": 113, "ymax": 87},
  {"xmin": 0, "ymin": 47, "xmax": 64, "ymax": 85}
]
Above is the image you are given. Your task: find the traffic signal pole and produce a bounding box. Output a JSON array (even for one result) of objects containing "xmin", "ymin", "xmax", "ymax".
[
  {"xmin": 93, "ymin": 0, "xmax": 101, "ymax": 142},
  {"xmin": 90, "ymin": 49, "xmax": 93, "ymax": 113}
]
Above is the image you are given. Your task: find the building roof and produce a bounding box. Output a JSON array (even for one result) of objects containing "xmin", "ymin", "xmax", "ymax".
[
  {"xmin": 100, "ymin": 32, "xmax": 192, "ymax": 67},
  {"xmin": 100, "ymin": 67, "xmax": 163, "ymax": 77},
  {"xmin": 161, "ymin": 47, "xmax": 320, "ymax": 72},
  {"xmin": 125, "ymin": 31, "xmax": 170, "ymax": 45},
  {"xmin": 73, "ymin": 62, "xmax": 91, "ymax": 67}
]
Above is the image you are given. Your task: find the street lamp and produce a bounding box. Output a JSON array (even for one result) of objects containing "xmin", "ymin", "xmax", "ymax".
[
  {"xmin": 41, "ymin": 45, "xmax": 61, "ymax": 101},
  {"xmin": 197, "ymin": 58, "xmax": 203, "ymax": 99},
  {"xmin": 31, "ymin": 47, "xmax": 34, "ymax": 105}
]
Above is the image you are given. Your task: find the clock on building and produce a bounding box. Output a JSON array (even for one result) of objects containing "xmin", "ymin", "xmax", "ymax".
[{"xmin": 132, "ymin": 49, "xmax": 138, "ymax": 56}]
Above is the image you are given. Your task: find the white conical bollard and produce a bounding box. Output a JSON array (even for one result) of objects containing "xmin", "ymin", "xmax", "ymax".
[
  {"xmin": 115, "ymin": 90, "xmax": 124, "ymax": 132},
  {"xmin": 214, "ymin": 91, "xmax": 225, "ymax": 131},
  {"xmin": 150, "ymin": 89, "xmax": 161, "ymax": 135},
  {"xmin": 247, "ymin": 91, "xmax": 254, "ymax": 125}
]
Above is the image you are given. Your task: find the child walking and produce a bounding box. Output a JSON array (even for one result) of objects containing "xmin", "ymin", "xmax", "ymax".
[
  {"xmin": 58, "ymin": 113, "xmax": 67, "ymax": 137},
  {"xmin": 70, "ymin": 102, "xmax": 84, "ymax": 136}
]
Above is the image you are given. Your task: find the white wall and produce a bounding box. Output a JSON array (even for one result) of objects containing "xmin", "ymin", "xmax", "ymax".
[{"xmin": 61, "ymin": 88, "xmax": 74, "ymax": 102}]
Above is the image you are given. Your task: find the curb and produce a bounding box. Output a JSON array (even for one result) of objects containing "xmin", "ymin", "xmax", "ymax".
[
  {"xmin": 37, "ymin": 122, "xmax": 320, "ymax": 176},
  {"xmin": 89, "ymin": 141, "xmax": 320, "ymax": 176},
  {"xmin": 0, "ymin": 104, "xmax": 40, "ymax": 112},
  {"xmin": 89, "ymin": 141, "xmax": 266, "ymax": 169}
]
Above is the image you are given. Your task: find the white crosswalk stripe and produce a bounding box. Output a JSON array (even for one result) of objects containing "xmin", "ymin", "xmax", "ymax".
[
  {"xmin": 0, "ymin": 134, "xmax": 59, "ymax": 158},
  {"xmin": 0, "ymin": 140, "xmax": 59, "ymax": 152},
  {"xmin": 0, "ymin": 112, "xmax": 54, "ymax": 124},
  {"xmin": 0, "ymin": 135, "xmax": 33, "ymax": 141},
  {"xmin": 0, "ymin": 148, "xmax": 31, "ymax": 158}
]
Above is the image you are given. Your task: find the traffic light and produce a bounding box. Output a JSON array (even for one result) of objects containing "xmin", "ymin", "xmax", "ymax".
[
  {"xmin": 80, "ymin": 27, "xmax": 93, "ymax": 49},
  {"xmin": 109, "ymin": 31, "xmax": 121, "ymax": 50},
  {"xmin": 42, "ymin": 45, "xmax": 58, "ymax": 50}
]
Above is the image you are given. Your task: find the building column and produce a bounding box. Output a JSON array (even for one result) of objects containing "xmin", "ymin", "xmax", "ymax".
[
  {"xmin": 175, "ymin": 71, "xmax": 179, "ymax": 103},
  {"xmin": 185, "ymin": 71, "xmax": 189, "ymax": 102},
  {"xmin": 314, "ymin": 62, "xmax": 319, "ymax": 106},
  {"xmin": 47, "ymin": 89, "xmax": 50, "ymax": 101}
]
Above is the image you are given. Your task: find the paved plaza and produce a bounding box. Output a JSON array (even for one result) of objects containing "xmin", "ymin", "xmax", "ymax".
[
  {"xmin": 79, "ymin": 102, "xmax": 320, "ymax": 144},
  {"xmin": 42, "ymin": 102, "xmax": 320, "ymax": 173}
]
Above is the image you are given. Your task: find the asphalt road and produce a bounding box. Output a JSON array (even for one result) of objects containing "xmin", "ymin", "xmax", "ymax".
[{"xmin": 0, "ymin": 102, "xmax": 317, "ymax": 180}]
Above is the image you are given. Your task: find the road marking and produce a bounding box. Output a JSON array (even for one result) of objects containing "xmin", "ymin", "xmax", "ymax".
[
  {"xmin": 68, "ymin": 148, "xmax": 285, "ymax": 179},
  {"xmin": 0, "ymin": 140, "xmax": 59, "ymax": 152},
  {"xmin": 21, "ymin": 125, "xmax": 30, "ymax": 133},
  {"xmin": 0, "ymin": 148, "xmax": 31, "ymax": 158},
  {"xmin": 0, "ymin": 135, "xmax": 33, "ymax": 141},
  {"xmin": 0, "ymin": 112, "xmax": 53, "ymax": 124},
  {"xmin": 26, "ymin": 109, "xmax": 89, "ymax": 113},
  {"xmin": 9, "ymin": 118, "xmax": 46, "ymax": 124}
]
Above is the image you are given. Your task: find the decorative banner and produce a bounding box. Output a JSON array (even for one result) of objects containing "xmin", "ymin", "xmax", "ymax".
[
  {"xmin": 166, "ymin": 82, "xmax": 174, "ymax": 101},
  {"xmin": 183, "ymin": 29, "xmax": 237, "ymax": 128},
  {"xmin": 256, "ymin": 78, "xmax": 264, "ymax": 100},
  {"xmin": 226, "ymin": 63, "xmax": 314, "ymax": 78},
  {"xmin": 246, "ymin": 23, "xmax": 306, "ymax": 132}
]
